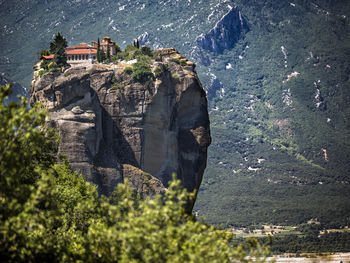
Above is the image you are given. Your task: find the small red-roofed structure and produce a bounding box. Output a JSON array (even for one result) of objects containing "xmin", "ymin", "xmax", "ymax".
[{"xmin": 42, "ymin": 54, "xmax": 55, "ymax": 60}]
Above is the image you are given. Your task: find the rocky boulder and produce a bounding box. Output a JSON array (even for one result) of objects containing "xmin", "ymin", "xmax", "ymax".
[{"xmin": 30, "ymin": 48, "xmax": 211, "ymax": 208}]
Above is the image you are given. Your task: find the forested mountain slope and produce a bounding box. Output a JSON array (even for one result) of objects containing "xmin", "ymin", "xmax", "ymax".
[
  {"xmin": 1, "ymin": 0, "xmax": 350, "ymax": 227},
  {"xmin": 0, "ymin": 74, "xmax": 27, "ymax": 103}
]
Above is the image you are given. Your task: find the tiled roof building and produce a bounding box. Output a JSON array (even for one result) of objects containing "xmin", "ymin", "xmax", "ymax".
[
  {"xmin": 91, "ymin": 36, "xmax": 117, "ymax": 56},
  {"xmin": 43, "ymin": 37, "xmax": 117, "ymax": 65},
  {"xmin": 65, "ymin": 42, "xmax": 97, "ymax": 62}
]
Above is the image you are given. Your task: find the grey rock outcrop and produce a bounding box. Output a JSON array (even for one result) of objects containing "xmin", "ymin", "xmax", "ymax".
[
  {"xmin": 196, "ymin": 6, "xmax": 248, "ymax": 54},
  {"xmin": 137, "ymin": 32, "xmax": 163, "ymax": 50},
  {"xmin": 30, "ymin": 49, "xmax": 211, "ymax": 207},
  {"xmin": 137, "ymin": 32, "xmax": 151, "ymax": 47}
]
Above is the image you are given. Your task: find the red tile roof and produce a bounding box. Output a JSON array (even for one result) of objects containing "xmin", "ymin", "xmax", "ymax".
[
  {"xmin": 42, "ymin": 40, "xmax": 110, "ymax": 60},
  {"xmin": 65, "ymin": 42, "xmax": 94, "ymax": 50},
  {"xmin": 41, "ymin": 48, "xmax": 97, "ymax": 59},
  {"xmin": 43, "ymin": 55, "xmax": 54, "ymax": 59},
  {"xmin": 65, "ymin": 49, "xmax": 97, "ymax": 55}
]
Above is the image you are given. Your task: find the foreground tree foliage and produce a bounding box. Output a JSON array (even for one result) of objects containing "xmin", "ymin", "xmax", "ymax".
[{"xmin": 0, "ymin": 85, "xmax": 270, "ymax": 262}]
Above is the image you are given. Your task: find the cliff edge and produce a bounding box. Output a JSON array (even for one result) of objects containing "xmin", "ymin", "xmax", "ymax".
[{"xmin": 30, "ymin": 48, "xmax": 211, "ymax": 205}]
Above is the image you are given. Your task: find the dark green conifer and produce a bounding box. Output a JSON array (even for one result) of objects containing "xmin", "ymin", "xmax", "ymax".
[
  {"xmin": 133, "ymin": 39, "xmax": 140, "ymax": 49},
  {"xmin": 100, "ymin": 50, "xmax": 106, "ymax": 62},
  {"xmin": 49, "ymin": 32, "xmax": 68, "ymax": 67},
  {"xmin": 97, "ymin": 37, "xmax": 101, "ymax": 62},
  {"xmin": 106, "ymin": 45, "xmax": 111, "ymax": 61}
]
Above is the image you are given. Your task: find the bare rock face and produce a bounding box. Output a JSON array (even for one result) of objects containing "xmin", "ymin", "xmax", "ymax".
[
  {"xmin": 196, "ymin": 6, "xmax": 249, "ymax": 54},
  {"xmin": 30, "ymin": 48, "xmax": 211, "ymax": 207}
]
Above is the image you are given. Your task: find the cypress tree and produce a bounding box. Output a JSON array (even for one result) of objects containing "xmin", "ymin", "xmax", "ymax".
[
  {"xmin": 106, "ymin": 45, "xmax": 111, "ymax": 61},
  {"xmin": 97, "ymin": 37, "xmax": 101, "ymax": 62},
  {"xmin": 100, "ymin": 50, "xmax": 106, "ymax": 62},
  {"xmin": 133, "ymin": 39, "xmax": 140, "ymax": 49}
]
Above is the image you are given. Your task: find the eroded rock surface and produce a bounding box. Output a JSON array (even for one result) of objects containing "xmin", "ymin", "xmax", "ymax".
[
  {"xmin": 196, "ymin": 6, "xmax": 248, "ymax": 54},
  {"xmin": 30, "ymin": 48, "xmax": 211, "ymax": 206}
]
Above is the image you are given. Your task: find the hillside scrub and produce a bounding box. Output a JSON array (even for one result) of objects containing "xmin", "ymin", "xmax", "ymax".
[{"xmin": 0, "ymin": 85, "xmax": 270, "ymax": 262}]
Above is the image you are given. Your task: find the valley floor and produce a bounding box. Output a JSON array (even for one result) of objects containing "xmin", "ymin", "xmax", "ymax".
[{"xmin": 267, "ymin": 252, "xmax": 350, "ymax": 263}]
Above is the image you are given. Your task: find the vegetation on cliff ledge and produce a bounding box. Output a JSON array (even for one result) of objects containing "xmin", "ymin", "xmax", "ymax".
[
  {"xmin": 114, "ymin": 45, "xmax": 155, "ymax": 82},
  {"xmin": 0, "ymin": 85, "xmax": 269, "ymax": 262}
]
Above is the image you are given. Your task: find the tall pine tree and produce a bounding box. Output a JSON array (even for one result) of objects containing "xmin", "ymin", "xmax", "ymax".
[{"xmin": 50, "ymin": 32, "xmax": 68, "ymax": 67}]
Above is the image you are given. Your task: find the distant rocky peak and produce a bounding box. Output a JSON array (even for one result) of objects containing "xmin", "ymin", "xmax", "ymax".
[{"xmin": 196, "ymin": 6, "xmax": 249, "ymax": 54}]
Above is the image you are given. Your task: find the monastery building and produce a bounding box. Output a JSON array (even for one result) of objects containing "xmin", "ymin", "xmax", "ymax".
[{"xmin": 43, "ymin": 36, "xmax": 117, "ymax": 66}]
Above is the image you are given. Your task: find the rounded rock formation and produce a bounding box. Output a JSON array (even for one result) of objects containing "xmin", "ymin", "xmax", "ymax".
[{"xmin": 30, "ymin": 48, "xmax": 211, "ymax": 208}]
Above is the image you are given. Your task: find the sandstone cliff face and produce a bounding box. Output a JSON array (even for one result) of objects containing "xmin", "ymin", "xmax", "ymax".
[{"xmin": 30, "ymin": 49, "xmax": 211, "ymax": 204}]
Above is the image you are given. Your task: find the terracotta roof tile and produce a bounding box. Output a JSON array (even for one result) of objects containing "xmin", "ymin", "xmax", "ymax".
[
  {"xmin": 65, "ymin": 49, "xmax": 97, "ymax": 55},
  {"xmin": 65, "ymin": 42, "xmax": 94, "ymax": 50},
  {"xmin": 43, "ymin": 55, "xmax": 54, "ymax": 59}
]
